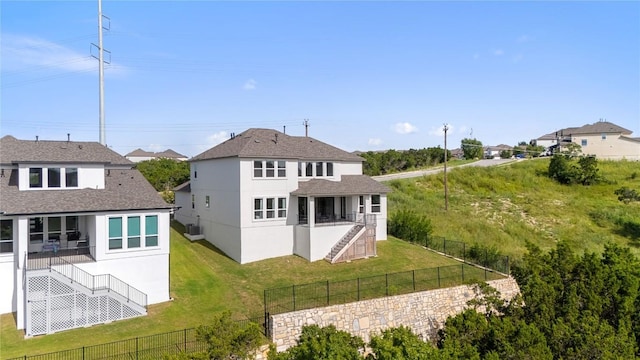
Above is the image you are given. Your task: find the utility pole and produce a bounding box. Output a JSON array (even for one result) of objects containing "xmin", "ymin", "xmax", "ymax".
[
  {"xmin": 303, "ymin": 119, "xmax": 309, "ymax": 137},
  {"xmin": 443, "ymin": 124, "xmax": 449, "ymax": 211},
  {"xmin": 92, "ymin": 0, "xmax": 110, "ymax": 145}
]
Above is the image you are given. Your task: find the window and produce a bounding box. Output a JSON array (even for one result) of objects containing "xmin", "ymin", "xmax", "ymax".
[
  {"xmin": 48, "ymin": 168, "xmax": 61, "ymax": 188},
  {"xmin": 298, "ymin": 162, "xmax": 302, "ymax": 177},
  {"xmin": 305, "ymin": 162, "xmax": 313, "ymax": 177},
  {"xmin": 316, "ymin": 162, "xmax": 324, "ymax": 176},
  {"xmin": 192, "ymin": 194, "xmax": 195, "ymax": 209},
  {"xmin": 66, "ymin": 216, "xmax": 79, "ymax": 239},
  {"xmin": 145, "ymin": 216, "xmax": 158, "ymax": 247},
  {"xmin": 266, "ymin": 161, "xmax": 275, "ymax": 177},
  {"xmin": 327, "ymin": 162, "xmax": 334, "ymax": 176},
  {"xmin": 254, "ymin": 199, "xmax": 263, "ymax": 219},
  {"xmin": 266, "ymin": 198, "xmax": 275, "ymax": 218},
  {"xmin": 254, "ymin": 160, "xmax": 263, "ymax": 177},
  {"xmin": 48, "ymin": 217, "xmax": 62, "ymax": 241},
  {"xmin": 277, "ymin": 161, "xmax": 286, "ymax": 177},
  {"xmin": 581, "ymin": 139, "xmax": 588, "ymax": 146},
  {"xmin": 278, "ymin": 197, "xmax": 287, "ymax": 218},
  {"xmin": 254, "ymin": 197, "xmax": 287, "ymax": 220},
  {"xmin": 359, "ymin": 196, "xmax": 364, "ymax": 214},
  {"xmin": 29, "ymin": 217, "xmax": 44, "ymax": 244},
  {"xmin": 372, "ymin": 195, "xmax": 381, "ymax": 213},
  {"xmin": 109, "ymin": 217, "xmax": 123, "ymax": 250},
  {"xmin": 65, "ymin": 168, "xmax": 78, "ymax": 187},
  {"xmin": 601, "ymin": 133, "xmax": 607, "ymax": 140},
  {"xmin": 205, "ymin": 195, "xmax": 210, "ymax": 208},
  {"xmin": 29, "ymin": 168, "xmax": 42, "ymax": 188},
  {"xmin": 0, "ymin": 219, "xmax": 13, "ymax": 253},
  {"xmin": 127, "ymin": 216, "xmax": 141, "ymax": 248}
]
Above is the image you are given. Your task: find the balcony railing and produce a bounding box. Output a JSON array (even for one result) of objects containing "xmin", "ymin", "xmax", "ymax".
[{"xmin": 298, "ymin": 212, "xmax": 377, "ymax": 226}]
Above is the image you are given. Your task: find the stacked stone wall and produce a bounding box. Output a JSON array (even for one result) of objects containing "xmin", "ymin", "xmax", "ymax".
[{"xmin": 270, "ymin": 277, "xmax": 520, "ymax": 352}]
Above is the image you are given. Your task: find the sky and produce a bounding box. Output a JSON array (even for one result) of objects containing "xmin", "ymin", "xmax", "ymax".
[{"xmin": 1, "ymin": 1, "xmax": 639, "ymax": 158}]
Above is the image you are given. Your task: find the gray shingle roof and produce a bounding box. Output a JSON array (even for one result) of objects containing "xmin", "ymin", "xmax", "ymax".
[
  {"xmin": 0, "ymin": 169, "xmax": 172, "ymax": 215},
  {"xmin": 191, "ymin": 128, "xmax": 363, "ymax": 162},
  {"xmin": 291, "ymin": 175, "xmax": 390, "ymax": 196},
  {"xmin": 158, "ymin": 149, "xmax": 187, "ymax": 159},
  {"xmin": 0, "ymin": 135, "xmax": 132, "ymax": 166},
  {"xmin": 570, "ymin": 121, "xmax": 632, "ymax": 135},
  {"xmin": 173, "ymin": 181, "xmax": 191, "ymax": 192}
]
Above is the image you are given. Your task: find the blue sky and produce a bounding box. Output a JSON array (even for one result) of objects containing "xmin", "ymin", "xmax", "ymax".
[{"xmin": 2, "ymin": 1, "xmax": 639, "ymax": 158}]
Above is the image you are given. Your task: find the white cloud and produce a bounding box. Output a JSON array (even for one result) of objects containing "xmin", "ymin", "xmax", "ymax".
[
  {"xmin": 2, "ymin": 34, "xmax": 126, "ymax": 75},
  {"xmin": 493, "ymin": 49, "xmax": 504, "ymax": 56},
  {"xmin": 243, "ymin": 79, "xmax": 257, "ymax": 90},
  {"xmin": 207, "ymin": 131, "xmax": 229, "ymax": 146},
  {"xmin": 394, "ymin": 122, "xmax": 418, "ymax": 134},
  {"xmin": 368, "ymin": 138, "xmax": 382, "ymax": 146}
]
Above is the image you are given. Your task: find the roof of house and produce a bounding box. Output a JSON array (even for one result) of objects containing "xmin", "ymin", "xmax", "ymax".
[
  {"xmin": 0, "ymin": 169, "xmax": 172, "ymax": 215},
  {"xmin": 173, "ymin": 181, "xmax": 191, "ymax": 192},
  {"xmin": 291, "ymin": 175, "xmax": 390, "ymax": 196},
  {"xmin": 125, "ymin": 148, "xmax": 187, "ymax": 159},
  {"xmin": 191, "ymin": 128, "xmax": 364, "ymax": 162},
  {"xmin": 0, "ymin": 135, "xmax": 132, "ymax": 166},
  {"xmin": 537, "ymin": 121, "xmax": 632, "ymax": 140},
  {"xmin": 0, "ymin": 135, "xmax": 171, "ymax": 215}
]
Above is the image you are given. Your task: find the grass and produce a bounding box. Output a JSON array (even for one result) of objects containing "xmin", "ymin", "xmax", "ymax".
[
  {"xmin": 387, "ymin": 158, "xmax": 640, "ymax": 259},
  {"xmin": 0, "ymin": 225, "xmax": 479, "ymax": 359}
]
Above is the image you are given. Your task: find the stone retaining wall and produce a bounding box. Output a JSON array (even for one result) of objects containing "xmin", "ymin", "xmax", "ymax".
[{"xmin": 270, "ymin": 277, "xmax": 520, "ymax": 352}]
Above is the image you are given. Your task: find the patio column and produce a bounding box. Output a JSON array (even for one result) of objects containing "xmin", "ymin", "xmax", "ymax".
[{"xmin": 308, "ymin": 197, "xmax": 315, "ymax": 227}]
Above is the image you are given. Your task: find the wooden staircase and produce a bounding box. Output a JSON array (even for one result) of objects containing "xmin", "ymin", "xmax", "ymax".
[{"xmin": 325, "ymin": 224, "xmax": 365, "ymax": 263}]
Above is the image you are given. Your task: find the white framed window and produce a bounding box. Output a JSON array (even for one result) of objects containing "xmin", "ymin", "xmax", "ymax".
[
  {"xmin": 48, "ymin": 168, "xmax": 61, "ymax": 188},
  {"xmin": 581, "ymin": 139, "xmax": 587, "ymax": 146},
  {"xmin": 278, "ymin": 161, "xmax": 286, "ymax": 177},
  {"xmin": 29, "ymin": 217, "xmax": 44, "ymax": 244},
  {"xmin": 298, "ymin": 162, "xmax": 303, "ymax": 177},
  {"xmin": 266, "ymin": 161, "xmax": 275, "ymax": 177},
  {"xmin": 254, "ymin": 197, "xmax": 287, "ymax": 220},
  {"xmin": 109, "ymin": 215, "xmax": 159, "ymax": 251},
  {"xmin": 145, "ymin": 216, "xmax": 158, "ymax": 247},
  {"xmin": 65, "ymin": 168, "xmax": 78, "ymax": 187},
  {"xmin": 0, "ymin": 219, "xmax": 13, "ymax": 254},
  {"xmin": 359, "ymin": 196, "xmax": 364, "ymax": 214},
  {"xmin": 48, "ymin": 217, "xmax": 62, "ymax": 241},
  {"xmin": 254, "ymin": 160, "xmax": 263, "ymax": 177},
  {"xmin": 109, "ymin": 217, "xmax": 123, "ymax": 250},
  {"xmin": 191, "ymin": 194, "xmax": 195, "ymax": 209},
  {"xmin": 128, "ymin": 216, "xmax": 141, "ymax": 248},
  {"xmin": 29, "ymin": 168, "xmax": 42, "ymax": 188},
  {"xmin": 278, "ymin": 197, "xmax": 287, "ymax": 218},
  {"xmin": 601, "ymin": 133, "xmax": 607, "ymax": 140},
  {"xmin": 205, "ymin": 195, "xmax": 210, "ymax": 208},
  {"xmin": 305, "ymin": 162, "xmax": 313, "ymax": 177},
  {"xmin": 254, "ymin": 199, "xmax": 263, "ymax": 219},
  {"xmin": 371, "ymin": 195, "xmax": 381, "ymax": 213},
  {"xmin": 326, "ymin": 162, "xmax": 334, "ymax": 176},
  {"xmin": 316, "ymin": 162, "xmax": 324, "ymax": 176}
]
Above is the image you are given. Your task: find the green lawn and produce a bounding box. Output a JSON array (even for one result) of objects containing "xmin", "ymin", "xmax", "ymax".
[{"xmin": 0, "ymin": 224, "xmax": 486, "ymax": 359}]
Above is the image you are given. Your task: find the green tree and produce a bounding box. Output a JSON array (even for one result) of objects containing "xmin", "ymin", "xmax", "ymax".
[
  {"xmin": 615, "ymin": 187, "xmax": 640, "ymax": 204},
  {"xmin": 165, "ymin": 312, "xmax": 263, "ymax": 360},
  {"xmin": 577, "ymin": 155, "xmax": 600, "ymax": 185},
  {"xmin": 461, "ymin": 138, "xmax": 483, "ymax": 160},
  {"xmin": 268, "ymin": 325, "xmax": 364, "ymax": 360},
  {"xmin": 367, "ymin": 326, "xmax": 440, "ymax": 360},
  {"xmin": 136, "ymin": 158, "xmax": 190, "ymax": 192}
]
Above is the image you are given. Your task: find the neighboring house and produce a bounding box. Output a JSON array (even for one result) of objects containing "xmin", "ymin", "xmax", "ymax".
[
  {"xmin": 534, "ymin": 121, "xmax": 640, "ymax": 160},
  {"xmin": 484, "ymin": 144, "xmax": 513, "ymax": 159},
  {"xmin": 174, "ymin": 128, "xmax": 390, "ymax": 264},
  {"xmin": 125, "ymin": 148, "xmax": 188, "ymax": 163},
  {"xmin": 0, "ymin": 135, "xmax": 173, "ymax": 337}
]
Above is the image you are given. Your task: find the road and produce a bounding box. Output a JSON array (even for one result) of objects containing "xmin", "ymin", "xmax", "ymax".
[{"xmin": 372, "ymin": 159, "xmax": 517, "ymax": 182}]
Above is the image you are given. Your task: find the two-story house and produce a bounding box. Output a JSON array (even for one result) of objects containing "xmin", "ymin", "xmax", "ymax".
[
  {"xmin": 0, "ymin": 135, "xmax": 172, "ymax": 336},
  {"xmin": 174, "ymin": 128, "xmax": 390, "ymax": 264}
]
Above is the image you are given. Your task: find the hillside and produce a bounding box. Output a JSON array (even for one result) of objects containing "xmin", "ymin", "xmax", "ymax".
[{"xmin": 386, "ymin": 158, "xmax": 640, "ymax": 259}]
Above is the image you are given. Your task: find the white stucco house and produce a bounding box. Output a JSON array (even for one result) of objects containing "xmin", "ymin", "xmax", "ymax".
[
  {"xmin": 174, "ymin": 128, "xmax": 390, "ymax": 264},
  {"xmin": 534, "ymin": 121, "xmax": 639, "ymax": 160},
  {"xmin": 0, "ymin": 135, "xmax": 173, "ymax": 337}
]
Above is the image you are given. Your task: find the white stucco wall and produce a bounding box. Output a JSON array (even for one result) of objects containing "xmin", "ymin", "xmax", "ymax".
[
  {"xmin": 0, "ymin": 253, "xmax": 14, "ymax": 315},
  {"xmin": 308, "ymin": 224, "xmax": 355, "ymax": 261},
  {"xmin": 573, "ymin": 134, "xmax": 640, "ymax": 160}
]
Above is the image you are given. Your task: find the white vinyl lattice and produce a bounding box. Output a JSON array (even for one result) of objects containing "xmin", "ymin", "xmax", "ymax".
[{"xmin": 26, "ymin": 270, "xmax": 146, "ymax": 336}]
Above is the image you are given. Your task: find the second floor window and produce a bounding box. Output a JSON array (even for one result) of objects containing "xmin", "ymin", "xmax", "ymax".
[
  {"xmin": 254, "ymin": 160, "xmax": 286, "ymax": 178},
  {"xmin": 28, "ymin": 167, "xmax": 77, "ymax": 189},
  {"xmin": 29, "ymin": 168, "xmax": 42, "ymax": 188},
  {"xmin": 371, "ymin": 195, "xmax": 381, "ymax": 213},
  {"xmin": 48, "ymin": 168, "xmax": 61, "ymax": 187}
]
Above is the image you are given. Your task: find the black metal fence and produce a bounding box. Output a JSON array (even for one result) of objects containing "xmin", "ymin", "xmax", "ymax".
[
  {"xmin": 407, "ymin": 236, "xmax": 510, "ymax": 275},
  {"xmin": 6, "ymin": 316, "xmax": 265, "ymax": 360},
  {"xmin": 264, "ymin": 263, "xmax": 505, "ymax": 317}
]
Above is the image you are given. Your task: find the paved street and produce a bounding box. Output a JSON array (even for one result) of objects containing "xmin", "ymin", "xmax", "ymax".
[{"xmin": 372, "ymin": 159, "xmax": 517, "ymax": 181}]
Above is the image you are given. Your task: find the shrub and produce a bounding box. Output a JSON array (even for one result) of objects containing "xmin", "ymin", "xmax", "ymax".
[{"xmin": 388, "ymin": 209, "xmax": 433, "ymax": 246}]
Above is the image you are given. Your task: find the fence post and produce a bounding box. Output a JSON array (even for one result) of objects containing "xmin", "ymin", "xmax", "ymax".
[
  {"xmin": 184, "ymin": 328, "xmax": 187, "ymax": 351},
  {"xmin": 136, "ymin": 337, "xmax": 139, "ymax": 360},
  {"xmin": 326, "ymin": 280, "xmax": 330, "ymax": 306},
  {"xmin": 292, "ymin": 285, "xmax": 296, "ymax": 311},
  {"xmin": 263, "ymin": 290, "xmax": 267, "ymax": 319},
  {"xmin": 412, "ymin": 270, "xmax": 415, "ymax": 291},
  {"xmin": 83, "ymin": 346, "xmax": 85, "ymax": 360},
  {"xmin": 443, "ymin": 238, "xmax": 446, "ymax": 254},
  {"xmin": 385, "ymin": 273, "xmax": 389, "ymax": 296},
  {"xmin": 463, "ymin": 242, "xmax": 466, "ymax": 263}
]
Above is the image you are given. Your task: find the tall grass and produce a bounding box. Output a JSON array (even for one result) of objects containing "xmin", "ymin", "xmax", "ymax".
[{"xmin": 386, "ymin": 159, "xmax": 640, "ymax": 258}]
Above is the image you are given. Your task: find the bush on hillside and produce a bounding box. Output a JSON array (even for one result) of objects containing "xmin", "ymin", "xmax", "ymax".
[{"xmin": 388, "ymin": 209, "xmax": 433, "ymax": 245}]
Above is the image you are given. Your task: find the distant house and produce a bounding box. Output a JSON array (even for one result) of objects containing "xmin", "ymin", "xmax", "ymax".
[
  {"xmin": 484, "ymin": 144, "xmax": 513, "ymax": 159},
  {"xmin": 125, "ymin": 148, "xmax": 188, "ymax": 163},
  {"xmin": 534, "ymin": 121, "xmax": 640, "ymax": 160},
  {"xmin": 0, "ymin": 135, "xmax": 172, "ymax": 336},
  {"xmin": 174, "ymin": 128, "xmax": 390, "ymax": 264}
]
